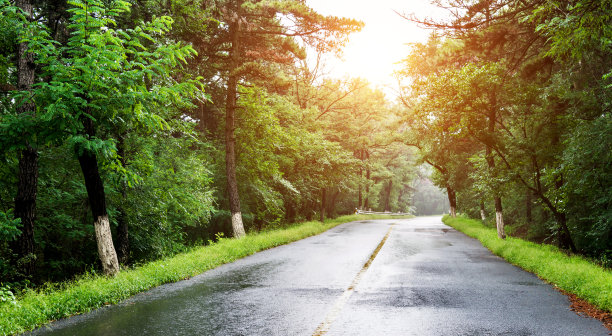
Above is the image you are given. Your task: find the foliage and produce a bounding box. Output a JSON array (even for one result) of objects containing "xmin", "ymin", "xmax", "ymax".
[
  {"xmin": 531, "ymin": 0, "xmax": 612, "ymax": 74},
  {"xmin": 0, "ymin": 0, "xmax": 608, "ymax": 330},
  {"xmin": 0, "ymin": 285, "xmax": 15, "ymax": 306},
  {"xmin": 29, "ymin": 0, "xmax": 202, "ymax": 154},
  {"xmin": 224, "ymin": 85, "xmax": 364, "ymax": 227},
  {"xmin": 0, "ymin": 0, "xmax": 213, "ymax": 280},
  {"xmin": 558, "ymin": 115, "xmax": 612, "ymax": 255},
  {"xmin": 33, "ymin": 145, "xmax": 96, "ymax": 281},
  {"xmin": 1, "ymin": 0, "xmax": 413, "ymax": 293},
  {"xmin": 0, "ymin": 210, "xmax": 20, "ymax": 242},
  {"xmin": 400, "ymin": 0, "xmax": 611, "ymax": 254},
  {"xmin": 108, "ymin": 132, "xmax": 216, "ymax": 261}
]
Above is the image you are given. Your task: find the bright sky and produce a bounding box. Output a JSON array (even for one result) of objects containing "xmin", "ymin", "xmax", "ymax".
[{"xmin": 305, "ymin": 0, "xmax": 445, "ymax": 93}]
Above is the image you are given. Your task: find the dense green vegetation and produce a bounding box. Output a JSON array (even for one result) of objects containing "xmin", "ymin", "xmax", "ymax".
[
  {"xmin": 0, "ymin": 0, "xmax": 609, "ymax": 324},
  {"xmin": 0, "ymin": 214, "xmax": 411, "ymax": 335},
  {"xmin": 444, "ymin": 215, "xmax": 612, "ymax": 313},
  {"xmin": 0, "ymin": 0, "xmax": 419, "ymax": 293},
  {"xmin": 399, "ymin": 0, "xmax": 611, "ymax": 260}
]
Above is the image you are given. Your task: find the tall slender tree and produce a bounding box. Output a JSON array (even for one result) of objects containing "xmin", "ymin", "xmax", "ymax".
[
  {"xmin": 18, "ymin": 0, "xmax": 203, "ymax": 274},
  {"xmin": 10, "ymin": 0, "xmax": 39, "ymax": 277},
  {"xmin": 209, "ymin": 0, "xmax": 362, "ymax": 236}
]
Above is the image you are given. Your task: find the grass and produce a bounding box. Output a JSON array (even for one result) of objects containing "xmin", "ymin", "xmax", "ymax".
[
  {"xmin": 443, "ymin": 215, "xmax": 612, "ymax": 313},
  {"xmin": 0, "ymin": 214, "xmax": 411, "ymax": 335}
]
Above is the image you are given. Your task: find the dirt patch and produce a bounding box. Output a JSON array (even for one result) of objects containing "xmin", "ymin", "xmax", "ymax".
[{"xmin": 557, "ymin": 287, "xmax": 612, "ymax": 333}]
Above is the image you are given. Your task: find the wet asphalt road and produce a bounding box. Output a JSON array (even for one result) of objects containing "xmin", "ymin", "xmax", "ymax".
[{"xmin": 29, "ymin": 216, "xmax": 609, "ymax": 336}]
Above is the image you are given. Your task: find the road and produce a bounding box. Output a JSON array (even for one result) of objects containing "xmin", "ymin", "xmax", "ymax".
[{"xmin": 29, "ymin": 217, "xmax": 609, "ymax": 335}]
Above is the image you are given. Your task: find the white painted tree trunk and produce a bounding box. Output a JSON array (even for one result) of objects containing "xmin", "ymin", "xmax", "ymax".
[
  {"xmin": 224, "ymin": 8, "xmax": 247, "ymax": 239},
  {"xmin": 446, "ymin": 186, "xmax": 457, "ymax": 218},
  {"xmin": 493, "ymin": 196, "xmax": 506, "ymax": 239},
  {"xmin": 480, "ymin": 200, "xmax": 486, "ymax": 221},
  {"xmin": 77, "ymin": 133, "xmax": 120, "ymax": 276},
  {"xmin": 94, "ymin": 215, "xmax": 119, "ymax": 276},
  {"xmin": 495, "ymin": 210, "xmax": 506, "ymax": 239},
  {"xmin": 231, "ymin": 212, "xmax": 246, "ymax": 238}
]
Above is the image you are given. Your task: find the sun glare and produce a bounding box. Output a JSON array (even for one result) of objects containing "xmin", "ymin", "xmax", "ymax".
[{"xmin": 306, "ymin": 0, "xmax": 444, "ymax": 92}]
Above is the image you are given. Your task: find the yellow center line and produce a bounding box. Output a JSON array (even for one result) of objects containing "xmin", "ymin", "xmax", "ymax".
[{"xmin": 312, "ymin": 224, "xmax": 395, "ymax": 336}]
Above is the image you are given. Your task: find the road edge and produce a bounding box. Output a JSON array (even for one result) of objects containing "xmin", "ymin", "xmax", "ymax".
[
  {"xmin": 443, "ymin": 215, "xmax": 612, "ymax": 331},
  {"xmin": 0, "ymin": 214, "xmax": 412, "ymax": 336}
]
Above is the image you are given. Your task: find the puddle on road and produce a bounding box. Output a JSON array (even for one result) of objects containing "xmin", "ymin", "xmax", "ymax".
[
  {"xmin": 354, "ymin": 287, "xmax": 463, "ymax": 308},
  {"xmin": 413, "ymin": 263, "xmax": 453, "ymax": 275},
  {"xmin": 411, "ymin": 228, "xmax": 451, "ymax": 234},
  {"xmin": 382, "ymin": 235, "xmax": 453, "ymax": 261},
  {"xmin": 27, "ymin": 260, "xmax": 285, "ymax": 336}
]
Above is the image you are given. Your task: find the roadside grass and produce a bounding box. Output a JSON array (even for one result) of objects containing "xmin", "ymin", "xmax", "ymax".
[
  {"xmin": 0, "ymin": 214, "xmax": 411, "ymax": 335},
  {"xmin": 443, "ymin": 215, "xmax": 612, "ymax": 313}
]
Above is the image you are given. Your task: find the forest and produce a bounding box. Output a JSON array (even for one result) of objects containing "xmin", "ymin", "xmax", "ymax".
[
  {"xmin": 0, "ymin": 0, "xmax": 610, "ymax": 292},
  {"xmin": 398, "ymin": 0, "xmax": 611, "ymax": 260}
]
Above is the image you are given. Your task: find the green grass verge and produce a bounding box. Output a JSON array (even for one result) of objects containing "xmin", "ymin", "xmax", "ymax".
[
  {"xmin": 0, "ymin": 214, "xmax": 411, "ymax": 335},
  {"xmin": 443, "ymin": 215, "xmax": 612, "ymax": 313}
]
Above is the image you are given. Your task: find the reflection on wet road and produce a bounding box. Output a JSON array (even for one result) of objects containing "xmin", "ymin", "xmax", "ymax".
[{"xmin": 28, "ymin": 217, "xmax": 609, "ymax": 336}]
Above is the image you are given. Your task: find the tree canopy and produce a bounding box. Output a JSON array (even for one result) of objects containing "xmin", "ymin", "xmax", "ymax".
[
  {"xmin": 0, "ymin": 0, "xmax": 609, "ymax": 290},
  {"xmin": 399, "ymin": 0, "xmax": 611, "ymax": 255}
]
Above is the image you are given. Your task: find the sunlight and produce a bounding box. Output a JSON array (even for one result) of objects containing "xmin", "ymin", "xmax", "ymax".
[{"xmin": 306, "ymin": 0, "xmax": 444, "ymax": 90}]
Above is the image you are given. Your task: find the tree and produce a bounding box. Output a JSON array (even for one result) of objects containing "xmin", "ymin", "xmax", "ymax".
[
  {"xmin": 13, "ymin": 0, "xmax": 202, "ymax": 275},
  {"xmin": 303, "ymin": 78, "xmax": 405, "ymax": 213},
  {"xmin": 0, "ymin": 0, "xmax": 39, "ymax": 278},
  {"xmin": 399, "ymin": 1, "xmax": 547, "ymax": 239},
  {"xmin": 233, "ymin": 85, "xmax": 358, "ymax": 225},
  {"xmin": 397, "ymin": 0, "xmax": 610, "ymax": 250},
  {"xmin": 209, "ymin": 0, "xmax": 362, "ymax": 237}
]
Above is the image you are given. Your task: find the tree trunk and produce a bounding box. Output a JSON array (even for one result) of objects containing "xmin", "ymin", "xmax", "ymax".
[
  {"xmin": 384, "ymin": 180, "xmax": 393, "ymax": 212},
  {"xmin": 78, "ymin": 118, "xmax": 119, "ymax": 276},
  {"xmin": 358, "ymin": 181, "xmax": 362, "ymax": 210},
  {"xmin": 397, "ymin": 187, "xmax": 406, "ymax": 208},
  {"xmin": 225, "ymin": 6, "xmax": 246, "ymax": 238},
  {"xmin": 116, "ymin": 209, "xmax": 129, "ymax": 265},
  {"xmin": 305, "ymin": 201, "xmax": 314, "ymax": 221},
  {"xmin": 446, "ymin": 185, "xmax": 457, "ymax": 217},
  {"xmin": 358, "ymin": 150, "xmax": 363, "ymax": 209},
  {"xmin": 115, "ymin": 136, "xmax": 129, "ymax": 265},
  {"xmin": 327, "ymin": 189, "xmax": 339, "ymax": 218},
  {"xmin": 197, "ymin": 100, "xmax": 206, "ymax": 133},
  {"xmin": 364, "ymin": 169, "xmax": 370, "ymax": 210},
  {"xmin": 11, "ymin": 0, "xmax": 38, "ymax": 278},
  {"xmin": 480, "ymin": 200, "xmax": 486, "ymax": 221},
  {"xmin": 486, "ymin": 92, "xmax": 506, "ymax": 239},
  {"xmin": 494, "ymin": 196, "xmax": 506, "ymax": 239},
  {"xmin": 320, "ymin": 188, "xmax": 326, "ymax": 222},
  {"xmin": 286, "ymin": 202, "xmax": 296, "ymax": 223},
  {"xmin": 553, "ymin": 174, "xmax": 576, "ymax": 252},
  {"xmin": 528, "ymin": 150, "xmax": 575, "ymax": 251},
  {"xmin": 536, "ymin": 190, "xmax": 577, "ymax": 253},
  {"xmin": 554, "ymin": 211, "xmax": 576, "ymax": 253},
  {"xmin": 525, "ymin": 189, "xmax": 532, "ymax": 224},
  {"xmin": 12, "ymin": 147, "xmax": 38, "ymax": 277}
]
